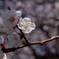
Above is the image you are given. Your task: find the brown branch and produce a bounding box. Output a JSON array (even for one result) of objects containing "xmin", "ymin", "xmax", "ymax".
[
  {"xmin": 1, "ymin": 44, "xmax": 27, "ymax": 53},
  {"xmin": 30, "ymin": 36, "xmax": 59, "ymax": 45},
  {"xmin": 1, "ymin": 35, "xmax": 59, "ymax": 53}
]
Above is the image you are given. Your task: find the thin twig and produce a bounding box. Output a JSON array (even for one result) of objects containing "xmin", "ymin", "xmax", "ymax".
[
  {"xmin": 16, "ymin": 25, "xmax": 31, "ymax": 44},
  {"xmin": 30, "ymin": 36, "xmax": 59, "ymax": 45}
]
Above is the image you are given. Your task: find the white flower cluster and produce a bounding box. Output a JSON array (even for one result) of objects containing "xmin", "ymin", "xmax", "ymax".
[
  {"xmin": 7, "ymin": 32, "xmax": 22, "ymax": 48},
  {"xmin": 0, "ymin": 9, "xmax": 35, "ymax": 59}
]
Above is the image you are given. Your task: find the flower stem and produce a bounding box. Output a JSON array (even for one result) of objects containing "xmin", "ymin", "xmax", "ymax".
[{"xmin": 16, "ymin": 25, "xmax": 31, "ymax": 44}]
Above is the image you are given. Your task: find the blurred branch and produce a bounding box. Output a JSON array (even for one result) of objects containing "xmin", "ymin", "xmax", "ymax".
[
  {"xmin": 7, "ymin": 7, "xmax": 11, "ymax": 10},
  {"xmin": 0, "ymin": 31, "xmax": 7, "ymax": 35}
]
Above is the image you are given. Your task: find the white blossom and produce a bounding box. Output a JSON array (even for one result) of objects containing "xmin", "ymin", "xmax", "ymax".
[
  {"xmin": 16, "ymin": 10, "xmax": 22, "ymax": 18},
  {"xmin": 2, "ymin": 10, "xmax": 22, "ymax": 28},
  {"xmin": 17, "ymin": 17, "xmax": 36, "ymax": 33},
  {"xmin": 0, "ymin": 36, "xmax": 4, "ymax": 44},
  {"xmin": 3, "ymin": 53, "xmax": 7, "ymax": 59},
  {"xmin": 2, "ymin": 26, "xmax": 13, "ymax": 34},
  {"xmin": 0, "ymin": 50, "xmax": 7, "ymax": 59},
  {"xmin": 0, "ymin": 36, "xmax": 4, "ymax": 49},
  {"xmin": 7, "ymin": 32, "xmax": 22, "ymax": 48}
]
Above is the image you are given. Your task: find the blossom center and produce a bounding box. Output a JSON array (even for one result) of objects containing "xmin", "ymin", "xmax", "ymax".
[
  {"xmin": 9, "ymin": 17, "xmax": 15, "ymax": 22},
  {"xmin": 24, "ymin": 22, "xmax": 29, "ymax": 28}
]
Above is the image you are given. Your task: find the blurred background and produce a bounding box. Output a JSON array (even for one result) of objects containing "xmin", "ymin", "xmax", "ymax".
[{"xmin": 0, "ymin": 0, "xmax": 59, "ymax": 59}]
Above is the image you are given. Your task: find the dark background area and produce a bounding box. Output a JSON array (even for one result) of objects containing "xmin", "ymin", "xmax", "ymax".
[{"xmin": 0, "ymin": 0, "xmax": 59, "ymax": 59}]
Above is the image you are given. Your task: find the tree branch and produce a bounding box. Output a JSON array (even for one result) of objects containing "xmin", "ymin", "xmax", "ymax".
[
  {"xmin": 30, "ymin": 36, "xmax": 59, "ymax": 45},
  {"xmin": 1, "ymin": 35, "xmax": 59, "ymax": 53}
]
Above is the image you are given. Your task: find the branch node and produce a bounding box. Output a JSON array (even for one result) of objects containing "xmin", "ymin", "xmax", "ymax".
[{"xmin": 7, "ymin": 7, "xmax": 11, "ymax": 10}]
